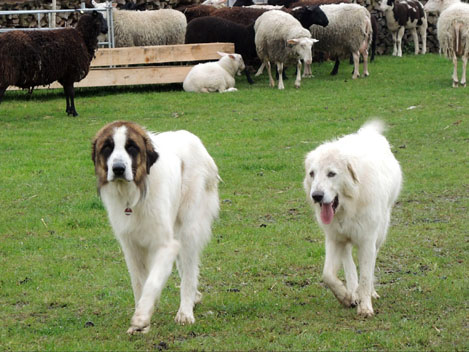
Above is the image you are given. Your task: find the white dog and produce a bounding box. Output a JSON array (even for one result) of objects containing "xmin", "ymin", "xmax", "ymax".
[
  {"xmin": 303, "ymin": 121, "xmax": 402, "ymax": 317},
  {"xmin": 92, "ymin": 121, "xmax": 219, "ymax": 334}
]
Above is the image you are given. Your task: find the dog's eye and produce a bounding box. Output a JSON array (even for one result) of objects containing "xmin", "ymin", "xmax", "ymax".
[
  {"xmin": 327, "ymin": 171, "xmax": 336, "ymax": 178},
  {"xmin": 101, "ymin": 142, "xmax": 113, "ymax": 158},
  {"xmin": 126, "ymin": 142, "xmax": 139, "ymax": 157},
  {"xmin": 309, "ymin": 170, "xmax": 314, "ymax": 178}
]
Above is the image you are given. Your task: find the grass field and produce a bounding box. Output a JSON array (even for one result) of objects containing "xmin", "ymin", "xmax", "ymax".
[{"xmin": 0, "ymin": 54, "xmax": 468, "ymax": 351}]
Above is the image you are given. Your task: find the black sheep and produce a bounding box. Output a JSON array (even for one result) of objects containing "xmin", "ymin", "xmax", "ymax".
[
  {"xmin": 185, "ymin": 16, "xmax": 257, "ymax": 84},
  {"xmin": 0, "ymin": 11, "xmax": 108, "ymax": 116}
]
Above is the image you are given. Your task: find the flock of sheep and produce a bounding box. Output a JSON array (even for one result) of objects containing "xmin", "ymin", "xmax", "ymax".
[{"xmin": 0, "ymin": 0, "xmax": 468, "ymax": 114}]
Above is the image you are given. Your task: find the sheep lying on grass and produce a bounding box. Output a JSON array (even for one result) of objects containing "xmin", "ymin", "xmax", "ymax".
[
  {"xmin": 254, "ymin": 10, "xmax": 318, "ymax": 89},
  {"xmin": 183, "ymin": 52, "xmax": 245, "ymax": 93},
  {"xmin": 0, "ymin": 11, "xmax": 107, "ymax": 116},
  {"xmin": 425, "ymin": 0, "xmax": 469, "ymax": 87}
]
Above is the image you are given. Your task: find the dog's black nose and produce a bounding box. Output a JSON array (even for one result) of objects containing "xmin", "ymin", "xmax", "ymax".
[
  {"xmin": 112, "ymin": 163, "xmax": 126, "ymax": 177},
  {"xmin": 312, "ymin": 191, "xmax": 324, "ymax": 203}
]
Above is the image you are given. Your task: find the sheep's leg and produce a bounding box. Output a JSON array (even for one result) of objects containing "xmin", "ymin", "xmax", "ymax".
[
  {"xmin": 397, "ymin": 27, "xmax": 405, "ymax": 57},
  {"xmin": 452, "ymin": 55, "xmax": 459, "ymax": 88},
  {"xmin": 62, "ymin": 83, "xmax": 78, "ymax": 116},
  {"xmin": 255, "ymin": 62, "xmax": 265, "ymax": 77},
  {"xmin": 295, "ymin": 60, "xmax": 302, "ymax": 89},
  {"xmin": 245, "ymin": 70, "xmax": 254, "ymax": 84},
  {"xmin": 0, "ymin": 86, "xmax": 6, "ymax": 103},
  {"xmin": 419, "ymin": 25, "xmax": 427, "ymax": 54},
  {"xmin": 352, "ymin": 51, "xmax": 360, "ymax": 79},
  {"xmin": 461, "ymin": 54, "xmax": 467, "ymax": 87},
  {"xmin": 392, "ymin": 31, "xmax": 398, "ymax": 56},
  {"xmin": 359, "ymin": 41, "xmax": 370, "ymax": 77},
  {"xmin": 410, "ymin": 28, "xmax": 419, "ymax": 55},
  {"xmin": 303, "ymin": 62, "xmax": 312, "ymax": 78},
  {"xmin": 266, "ymin": 61, "xmax": 275, "ymax": 88},
  {"xmin": 277, "ymin": 62, "xmax": 285, "ymax": 90},
  {"xmin": 330, "ymin": 57, "xmax": 340, "ymax": 76}
]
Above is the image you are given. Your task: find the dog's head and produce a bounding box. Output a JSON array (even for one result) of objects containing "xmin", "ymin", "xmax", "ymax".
[
  {"xmin": 304, "ymin": 145, "xmax": 359, "ymax": 225},
  {"xmin": 92, "ymin": 121, "xmax": 158, "ymax": 191}
]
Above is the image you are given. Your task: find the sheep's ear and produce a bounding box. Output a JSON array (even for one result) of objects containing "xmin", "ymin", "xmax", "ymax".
[
  {"xmin": 312, "ymin": 38, "xmax": 319, "ymax": 44},
  {"xmin": 228, "ymin": 54, "xmax": 236, "ymax": 60},
  {"xmin": 286, "ymin": 39, "xmax": 299, "ymax": 47},
  {"xmin": 217, "ymin": 51, "xmax": 228, "ymax": 57}
]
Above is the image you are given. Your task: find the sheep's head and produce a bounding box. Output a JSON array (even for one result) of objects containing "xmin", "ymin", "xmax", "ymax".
[
  {"xmin": 92, "ymin": 10, "xmax": 108, "ymax": 35},
  {"xmin": 292, "ymin": 6, "xmax": 329, "ymax": 28},
  {"xmin": 379, "ymin": 0, "xmax": 395, "ymax": 11},
  {"xmin": 424, "ymin": 0, "xmax": 446, "ymax": 13},
  {"xmin": 217, "ymin": 52, "xmax": 245, "ymax": 74},
  {"xmin": 286, "ymin": 38, "xmax": 318, "ymax": 65}
]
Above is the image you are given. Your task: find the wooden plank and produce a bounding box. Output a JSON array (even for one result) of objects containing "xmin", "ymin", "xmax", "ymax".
[
  {"xmin": 75, "ymin": 66, "xmax": 193, "ymax": 87},
  {"xmin": 91, "ymin": 43, "xmax": 235, "ymax": 67},
  {"xmin": 8, "ymin": 65, "xmax": 194, "ymax": 90}
]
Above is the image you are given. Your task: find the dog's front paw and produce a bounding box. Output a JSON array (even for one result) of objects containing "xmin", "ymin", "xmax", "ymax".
[
  {"xmin": 338, "ymin": 291, "xmax": 358, "ymax": 308},
  {"xmin": 127, "ymin": 313, "xmax": 151, "ymax": 334},
  {"xmin": 175, "ymin": 310, "xmax": 195, "ymax": 325},
  {"xmin": 127, "ymin": 324, "xmax": 150, "ymax": 334},
  {"xmin": 357, "ymin": 302, "xmax": 374, "ymax": 318}
]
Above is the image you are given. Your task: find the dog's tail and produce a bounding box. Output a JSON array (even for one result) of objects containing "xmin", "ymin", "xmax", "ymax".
[{"xmin": 358, "ymin": 119, "xmax": 386, "ymax": 135}]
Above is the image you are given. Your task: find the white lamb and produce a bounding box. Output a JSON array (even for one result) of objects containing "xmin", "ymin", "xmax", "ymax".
[
  {"xmin": 91, "ymin": 1, "xmax": 186, "ymax": 47},
  {"xmin": 254, "ymin": 10, "xmax": 318, "ymax": 90},
  {"xmin": 305, "ymin": 3, "xmax": 372, "ymax": 79},
  {"xmin": 183, "ymin": 52, "xmax": 245, "ymax": 93},
  {"xmin": 425, "ymin": 0, "xmax": 469, "ymax": 87}
]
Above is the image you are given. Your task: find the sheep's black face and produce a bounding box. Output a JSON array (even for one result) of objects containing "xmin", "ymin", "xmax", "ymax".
[
  {"xmin": 308, "ymin": 6, "xmax": 329, "ymax": 28},
  {"xmin": 92, "ymin": 10, "xmax": 108, "ymax": 34}
]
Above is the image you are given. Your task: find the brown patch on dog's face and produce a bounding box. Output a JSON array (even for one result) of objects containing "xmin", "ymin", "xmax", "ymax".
[{"xmin": 91, "ymin": 121, "xmax": 158, "ymax": 192}]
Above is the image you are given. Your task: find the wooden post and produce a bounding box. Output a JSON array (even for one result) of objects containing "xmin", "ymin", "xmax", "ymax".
[{"xmin": 51, "ymin": 0, "xmax": 56, "ymax": 28}]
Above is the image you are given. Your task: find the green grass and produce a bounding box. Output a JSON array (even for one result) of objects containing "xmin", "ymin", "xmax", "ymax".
[{"xmin": 0, "ymin": 54, "xmax": 467, "ymax": 351}]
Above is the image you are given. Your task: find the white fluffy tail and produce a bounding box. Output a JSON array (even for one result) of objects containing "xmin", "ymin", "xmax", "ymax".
[{"xmin": 358, "ymin": 120, "xmax": 386, "ymax": 135}]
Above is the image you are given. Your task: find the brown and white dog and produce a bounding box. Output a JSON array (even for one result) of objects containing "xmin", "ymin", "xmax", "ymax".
[{"xmin": 92, "ymin": 121, "xmax": 220, "ymax": 334}]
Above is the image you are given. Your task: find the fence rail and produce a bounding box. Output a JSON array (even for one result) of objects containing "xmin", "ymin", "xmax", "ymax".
[{"xmin": 0, "ymin": 4, "xmax": 115, "ymax": 47}]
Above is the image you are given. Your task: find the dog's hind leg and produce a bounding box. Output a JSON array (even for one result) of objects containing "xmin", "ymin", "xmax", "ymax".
[
  {"xmin": 343, "ymin": 243, "xmax": 358, "ymax": 306},
  {"xmin": 127, "ymin": 239, "xmax": 180, "ymax": 334},
  {"xmin": 323, "ymin": 238, "xmax": 355, "ymax": 307}
]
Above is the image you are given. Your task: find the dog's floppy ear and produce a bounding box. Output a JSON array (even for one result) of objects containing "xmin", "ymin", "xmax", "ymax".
[
  {"xmin": 145, "ymin": 137, "xmax": 158, "ymax": 174},
  {"xmin": 347, "ymin": 162, "xmax": 359, "ymax": 184},
  {"xmin": 91, "ymin": 138, "xmax": 98, "ymax": 166}
]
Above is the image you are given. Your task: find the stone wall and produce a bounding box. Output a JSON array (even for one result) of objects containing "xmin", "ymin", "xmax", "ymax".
[{"xmin": 0, "ymin": 0, "xmax": 448, "ymax": 54}]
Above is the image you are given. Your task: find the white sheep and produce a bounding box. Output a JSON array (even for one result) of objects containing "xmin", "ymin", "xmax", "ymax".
[
  {"xmin": 254, "ymin": 10, "xmax": 318, "ymax": 89},
  {"xmin": 183, "ymin": 52, "xmax": 245, "ymax": 93},
  {"xmin": 379, "ymin": 0, "xmax": 427, "ymax": 57},
  {"xmin": 91, "ymin": 1, "xmax": 186, "ymax": 47},
  {"xmin": 305, "ymin": 3, "xmax": 372, "ymax": 79},
  {"xmin": 425, "ymin": 0, "xmax": 469, "ymax": 87}
]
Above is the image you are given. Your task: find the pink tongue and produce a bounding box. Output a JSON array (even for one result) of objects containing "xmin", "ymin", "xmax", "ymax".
[{"xmin": 320, "ymin": 203, "xmax": 334, "ymax": 224}]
